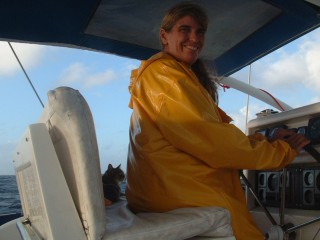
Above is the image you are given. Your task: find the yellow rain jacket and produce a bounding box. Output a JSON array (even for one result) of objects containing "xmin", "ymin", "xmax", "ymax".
[{"xmin": 126, "ymin": 52, "xmax": 298, "ymax": 240}]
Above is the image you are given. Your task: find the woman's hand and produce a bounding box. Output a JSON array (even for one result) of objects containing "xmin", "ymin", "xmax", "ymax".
[{"xmin": 270, "ymin": 128, "xmax": 310, "ymax": 152}]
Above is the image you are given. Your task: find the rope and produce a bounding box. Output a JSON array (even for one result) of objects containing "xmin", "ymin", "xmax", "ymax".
[
  {"xmin": 8, "ymin": 42, "xmax": 44, "ymax": 108},
  {"xmin": 217, "ymin": 82, "xmax": 230, "ymax": 92},
  {"xmin": 245, "ymin": 64, "xmax": 252, "ymax": 135},
  {"xmin": 259, "ymin": 88, "xmax": 285, "ymax": 111}
]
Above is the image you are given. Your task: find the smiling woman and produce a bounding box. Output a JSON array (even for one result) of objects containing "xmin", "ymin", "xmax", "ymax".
[
  {"xmin": 160, "ymin": 15, "xmax": 205, "ymax": 66},
  {"xmin": 159, "ymin": 3, "xmax": 207, "ymax": 66},
  {"xmin": 125, "ymin": 3, "xmax": 311, "ymax": 240}
]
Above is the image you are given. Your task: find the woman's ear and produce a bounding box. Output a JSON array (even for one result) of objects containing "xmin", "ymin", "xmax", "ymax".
[{"xmin": 160, "ymin": 28, "xmax": 168, "ymax": 46}]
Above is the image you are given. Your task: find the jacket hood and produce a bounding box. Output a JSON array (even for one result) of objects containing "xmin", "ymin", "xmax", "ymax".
[
  {"xmin": 128, "ymin": 52, "xmax": 173, "ymax": 109},
  {"xmin": 127, "ymin": 52, "xmax": 233, "ymax": 123}
]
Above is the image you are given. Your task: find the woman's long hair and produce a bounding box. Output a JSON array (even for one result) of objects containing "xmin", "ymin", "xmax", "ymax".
[{"xmin": 191, "ymin": 59, "xmax": 219, "ymax": 104}]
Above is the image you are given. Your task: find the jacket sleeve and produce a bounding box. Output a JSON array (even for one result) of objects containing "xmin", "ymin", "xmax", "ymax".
[{"xmin": 132, "ymin": 60, "xmax": 298, "ymax": 170}]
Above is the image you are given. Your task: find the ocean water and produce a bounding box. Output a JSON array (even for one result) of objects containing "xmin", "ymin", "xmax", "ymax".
[
  {"xmin": 0, "ymin": 175, "xmax": 126, "ymax": 216},
  {"xmin": 0, "ymin": 175, "xmax": 22, "ymax": 215}
]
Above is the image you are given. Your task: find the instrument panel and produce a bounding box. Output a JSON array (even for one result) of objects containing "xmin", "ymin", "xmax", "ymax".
[
  {"xmin": 254, "ymin": 116, "xmax": 320, "ymax": 145},
  {"xmin": 253, "ymin": 166, "xmax": 320, "ymax": 210},
  {"xmin": 253, "ymin": 118, "xmax": 320, "ymax": 164},
  {"xmin": 248, "ymin": 103, "xmax": 320, "ymax": 165}
]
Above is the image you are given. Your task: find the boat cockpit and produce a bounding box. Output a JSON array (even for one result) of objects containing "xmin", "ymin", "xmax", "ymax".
[
  {"xmin": 0, "ymin": 87, "xmax": 235, "ymax": 240},
  {"xmin": 3, "ymin": 86, "xmax": 320, "ymax": 240}
]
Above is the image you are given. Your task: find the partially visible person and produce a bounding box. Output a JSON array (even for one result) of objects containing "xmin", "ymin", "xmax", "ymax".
[{"xmin": 125, "ymin": 2, "xmax": 310, "ymax": 239}]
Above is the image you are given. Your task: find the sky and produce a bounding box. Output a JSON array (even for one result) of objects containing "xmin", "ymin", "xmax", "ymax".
[{"xmin": 0, "ymin": 27, "xmax": 320, "ymax": 175}]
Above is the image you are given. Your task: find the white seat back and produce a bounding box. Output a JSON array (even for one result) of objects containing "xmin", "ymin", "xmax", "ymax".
[{"xmin": 39, "ymin": 87, "xmax": 106, "ymax": 240}]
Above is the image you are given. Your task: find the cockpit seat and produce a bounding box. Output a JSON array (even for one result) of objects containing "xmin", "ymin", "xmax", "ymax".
[
  {"xmin": 15, "ymin": 87, "xmax": 235, "ymax": 240},
  {"xmin": 105, "ymin": 199, "xmax": 234, "ymax": 240}
]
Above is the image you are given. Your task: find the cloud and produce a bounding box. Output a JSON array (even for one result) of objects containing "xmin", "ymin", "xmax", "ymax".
[
  {"xmin": 85, "ymin": 69, "xmax": 117, "ymax": 87},
  {"xmin": 252, "ymin": 29, "xmax": 320, "ymax": 92},
  {"xmin": 59, "ymin": 63, "xmax": 88, "ymax": 85},
  {"xmin": 0, "ymin": 42, "xmax": 45, "ymax": 77},
  {"xmin": 258, "ymin": 51, "xmax": 306, "ymax": 87},
  {"xmin": 304, "ymin": 40, "xmax": 320, "ymax": 91},
  {"xmin": 229, "ymin": 102, "xmax": 270, "ymax": 133},
  {"xmin": 58, "ymin": 63, "xmax": 118, "ymax": 88}
]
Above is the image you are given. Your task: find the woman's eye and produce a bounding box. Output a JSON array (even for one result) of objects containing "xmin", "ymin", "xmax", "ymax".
[{"xmin": 179, "ymin": 27, "xmax": 190, "ymax": 33}]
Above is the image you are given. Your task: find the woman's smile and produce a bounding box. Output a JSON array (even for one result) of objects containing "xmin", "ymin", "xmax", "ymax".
[{"xmin": 160, "ymin": 15, "xmax": 205, "ymax": 66}]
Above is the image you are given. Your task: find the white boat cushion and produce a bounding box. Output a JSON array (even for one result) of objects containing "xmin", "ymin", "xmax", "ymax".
[
  {"xmin": 104, "ymin": 200, "xmax": 234, "ymax": 240},
  {"xmin": 39, "ymin": 87, "xmax": 106, "ymax": 240}
]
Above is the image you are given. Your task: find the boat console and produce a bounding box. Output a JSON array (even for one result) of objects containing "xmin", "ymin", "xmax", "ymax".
[
  {"xmin": 0, "ymin": 87, "xmax": 235, "ymax": 240},
  {"xmin": 246, "ymin": 103, "xmax": 320, "ymax": 239}
]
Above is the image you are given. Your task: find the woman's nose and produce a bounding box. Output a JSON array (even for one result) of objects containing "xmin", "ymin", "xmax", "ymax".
[
  {"xmin": 189, "ymin": 31, "xmax": 198, "ymax": 41},
  {"xmin": 189, "ymin": 30, "xmax": 202, "ymax": 43}
]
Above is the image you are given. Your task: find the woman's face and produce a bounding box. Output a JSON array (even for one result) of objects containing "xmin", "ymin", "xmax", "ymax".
[{"xmin": 160, "ymin": 15, "xmax": 206, "ymax": 66}]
